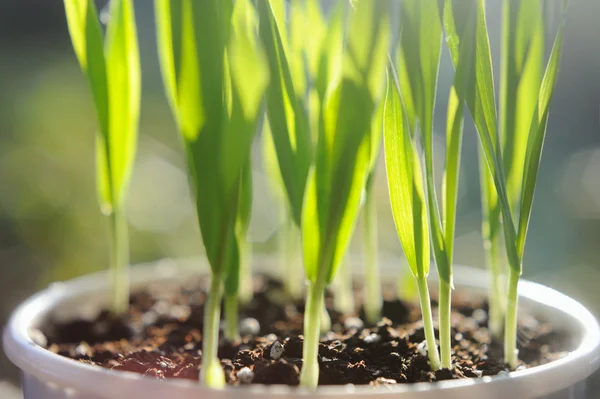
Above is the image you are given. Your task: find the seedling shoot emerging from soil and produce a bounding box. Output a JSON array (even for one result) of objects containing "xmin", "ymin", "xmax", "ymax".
[
  {"xmin": 63, "ymin": 0, "xmax": 141, "ymax": 315},
  {"xmin": 444, "ymin": 0, "xmax": 568, "ymax": 368},
  {"xmin": 155, "ymin": 0, "xmax": 268, "ymax": 387}
]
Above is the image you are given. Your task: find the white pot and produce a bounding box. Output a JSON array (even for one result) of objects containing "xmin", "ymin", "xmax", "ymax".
[{"xmin": 4, "ymin": 258, "xmax": 600, "ymax": 399}]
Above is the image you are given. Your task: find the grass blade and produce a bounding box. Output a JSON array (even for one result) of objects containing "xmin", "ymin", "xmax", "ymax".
[
  {"xmin": 257, "ymin": 0, "xmax": 312, "ymax": 226},
  {"xmin": 501, "ymin": 0, "xmax": 544, "ymax": 214},
  {"xmin": 156, "ymin": 0, "xmax": 266, "ymax": 387},
  {"xmin": 300, "ymin": 77, "xmax": 374, "ymax": 389},
  {"xmin": 104, "ymin": 0, "xmax": 141, "ymax": 208},
  {"xmin": 384, "ymin": 66, "xmax": 439, "ymax": 370},
  {"xmin": 64, "ymin": 0, "xmax": 140, "ymax": 314},
  {"xmin": 384, "ymin": 69, "xmax": 428, "ymax": 280},
  {"xmin": 516, "ymin": 10, "xmax": 567, "ymax": 258},
  {"xmin": 446, "ymin": 0, "xmax": 520, "ymax": 274}
]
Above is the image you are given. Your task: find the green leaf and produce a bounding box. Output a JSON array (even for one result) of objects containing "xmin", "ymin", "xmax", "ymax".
[
  {"xmin": 257, "ymin": 0, "xmax": 312, "ymax": 226},
  {"xmin": 441, "ymin": 0, "xmax": 477, "ymax": 278},
  {"xmin": 501, "ymin": 0, "xmax": 544, "ymax": 214},
  {"xmin": 64, "ymin": 0, "xmax": 109, "ymax": 137},
  {"xmin": 314, "ymin": 1, "xmax": 344, "ymax": 102},
  {"xmin": 445, "ymin": 0, "xmax": 521, "ymax": 273},
  {"xmin": 262, "ymin": 118, "xmax": 287, "ymax": 203},
  {"xmin": 344, "ymin": 0, "xmax": 390, "ymax": 98},
  {"xmin": 64, "ymin": 0, "xmax": 140, "ymax": 213},
  {"xmin": 442, "ymin": 88, "xmax": 463, "ymax": 272},
  {"xmin": 155, "ymin": 0, "xmax": 182, "ymax": 120},
  {"xmin": 399, "ymin": 0, "xmax": 447, "ymax": 280},
  {"xmin": 304, "ymin": 0, "xmax": 327, "ymax": 85},
  {"xmin": 368, "ymin": 98, "xmax": 384, "ymax": 175},
  {"xmin": 103, "ymin": 0, "xmax": 141, "ymax": 209},
  {"xmin": 516, "ymin": 14, "xmax": 566, "ymax": 258},
  {"xmin": 64, "ymin": 0, "xmax": 110, "ymax": 210},
  {"xmin": 302, "ymin": 79, "xmax": 374, "ymax": 285},
  {"xmin": 384, "ymin": 69, "xmax": 430, "ymax": 279},
  {"xmin": 157, "ymin": 0, "xmax": 265, "ymax": 276},
  {"xmin": 225, "ymin": 159, "xmax": 253, "ymax": 296}
]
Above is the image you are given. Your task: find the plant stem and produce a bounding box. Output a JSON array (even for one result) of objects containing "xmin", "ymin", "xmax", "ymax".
[
  {"xmin": 438, "ymin": 278, "xmax": 452, "ymax": 369},
  {"xmin": 363, "ymin": 186, "xmax": 382, "ymax": 325},
  {"xmin": 416, "ymin": 276, "xmax": 441, "ymax": 371},
  {"xmin": 200, "ymin": 274, "xmax": 225, "ymax": 388},
  {"xmin": 109, "ymin": 206, "xmax": 129, "ymax": 315},
  {"xmin": 224, "ymin": 293, "xmax": 240, "ymax": 342},
  {"xmin": 332, "ymin": 258, "xmax": 354, "ymax": 315},
  {"xmin": 485, "ymin": 234, "xmax": 505, "ymax": 339},
  {"xmin": 504, "ymin": 267, "xmax": 520, "ymax": 369},
  {"xmin": 238, "ymin": 240, "xmax": 253, "ymax": 305},
  {"xmin": 283, "ymin": 219, "xmax": 304, "ymax": 300},
  {"xmin": 300, "ymin": 280, "xmax": 326, "ymax": 389}
]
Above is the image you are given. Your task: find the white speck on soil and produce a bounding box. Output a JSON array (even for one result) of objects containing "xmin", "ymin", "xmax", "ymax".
[
  {"xmin": 417, "ymin": 341, "xmax": 428, "ymax": 356},
  {"xmin": 344, "ymin": 317, "xmax": 364, "ymax": 330},
  {"xmin": 472, "ymin": 309, "xmax": 487, "ymax": 324},
  {"xmin": 363, "ymin": 334, "xmax": 381, "ymax": 345}
]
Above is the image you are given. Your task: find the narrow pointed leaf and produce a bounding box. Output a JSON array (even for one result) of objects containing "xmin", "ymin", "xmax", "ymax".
[
  {"xmin": 384, "ymin": 69, "xmax": 430, "ymax": 279},
  {"xmin": 445, "ymin": 0, "xmax": 520, "ymax": 273},
  {"xmin": 516, "ymin": 16, "xmax": 566, "ymax": 257},
  {"xmin": 103, "ymin": 0, "xmax": 141, "ymax": 208},
  {"xmin": 302, "ymin": 79, "xmax": 374, "ymax": 284},
  {"xmin": 257, "ymin": 0, "xmax": 312, "ymax": 226}
]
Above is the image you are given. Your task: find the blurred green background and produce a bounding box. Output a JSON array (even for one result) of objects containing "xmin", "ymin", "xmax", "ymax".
[{"xmin": 1, "ymin": 0, "xmax": 599, "ymax": 394}]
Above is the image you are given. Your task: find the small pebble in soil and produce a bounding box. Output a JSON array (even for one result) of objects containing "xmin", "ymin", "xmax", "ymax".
[
  {"xmin": 75, "ymin": 342, "xmax": 91, "ymax": 357},
  {"xmin": 417, "ymin": 341, "xmax": 427, "ymax": 356},
  {"xmin": 265, "ymin": 333, "xmax": 278, "ymax": 343},
  {"xmin": 240, "ymin": 318, "xmax": 260, "ymax": 336},
  {"xmin": 344, "ymin": 317, "xmax": 364, "ymax": 330},
  {"xmin": 370, "ymin": 377, "xmax": 397, "ymax": 386},
  {"xmin": 237, "ymin": 367, "xmax": 254, "ymax": 384},
  {"xmin": 472, "ymin": 308, "xmax": 487, "ymax": 324},
  {"xmin": 270, "ymin": 341, "xmax": 284, "ymax": 360},
  {"xmin": 363, "ymin": 333, "xmax": 381, "ymax": 345}
]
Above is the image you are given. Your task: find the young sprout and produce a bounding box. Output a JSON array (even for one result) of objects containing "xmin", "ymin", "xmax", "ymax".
[
  {"xmin": 394, "ymin": 0, "xmax": 476, "ymax": 369},
  {"xmin": 262, "ymin": 120, "xmax": 300, "ymax": 299},
  {"xmin": 298, "ymin": 1, "xmax": 389, "ymax": 388},
  {"xmin": 477, "ymin": 0, "xmax": 546, "ymax": 339},
  {"xmin": 361, "ymin": 99, "xmax": 384, "ymax": 325},
  {"xmin": 63, "ymin": 0, "xmax": 140, "ymax": 314},
  {"xmin": 155, "ymin": 0, "xmax": 267, "ymax": 387},
  {"xmin": 257, "ymin": 0, "xmax": 313, "ymax": 301},
  {"xmin": 224, "ymin": 159, "xmax": 253, "ymax": 342},
  {"xmin": 384, "ymin": 65, "xmax": 441, "ymax": 371},
  {"xmin": 444, "ymin": 0, "xmax": 568, "ymax": 368},
  {"xmin": 258, "ymin": 0, "xmax": 345, "ymax": 326}
]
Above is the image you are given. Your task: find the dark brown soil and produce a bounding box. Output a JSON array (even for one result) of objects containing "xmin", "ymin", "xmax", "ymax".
[{"xmin": 39, "ymin": 275, "xmax": 573, "ymax": 386}]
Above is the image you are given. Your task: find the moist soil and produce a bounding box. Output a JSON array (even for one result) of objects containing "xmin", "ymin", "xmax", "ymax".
[{"xmin": 39, "ymin": 275, "xmax": 573, "ymax": 386}]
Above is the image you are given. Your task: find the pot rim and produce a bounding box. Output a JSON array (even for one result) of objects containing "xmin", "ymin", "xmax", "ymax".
[{"xmin": 4, "ymin": 257, "xmax": 600, "ymax": 397}]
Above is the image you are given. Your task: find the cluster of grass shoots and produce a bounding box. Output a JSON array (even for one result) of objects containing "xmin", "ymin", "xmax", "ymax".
[
  {"xmin": 448, "ymin": 0, "xmax": 569, "ymax": 367},
  {"xmin": 155, "ymin": 0, "xmax": 268, "ymax": 387},
  {"xmin": 62, "ymin": 0, "xmax": 569, "ymax": 390}
]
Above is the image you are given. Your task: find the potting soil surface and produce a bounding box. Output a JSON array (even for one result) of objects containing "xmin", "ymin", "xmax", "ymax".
[{"xmin": 40, "ymin": 275, "xmax": 573, "ymax": 386}]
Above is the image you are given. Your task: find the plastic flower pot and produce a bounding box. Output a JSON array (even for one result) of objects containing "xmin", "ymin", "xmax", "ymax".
[{"xmin": 4, "ymin": 258, "xmax": 600, "ymax": 399}]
